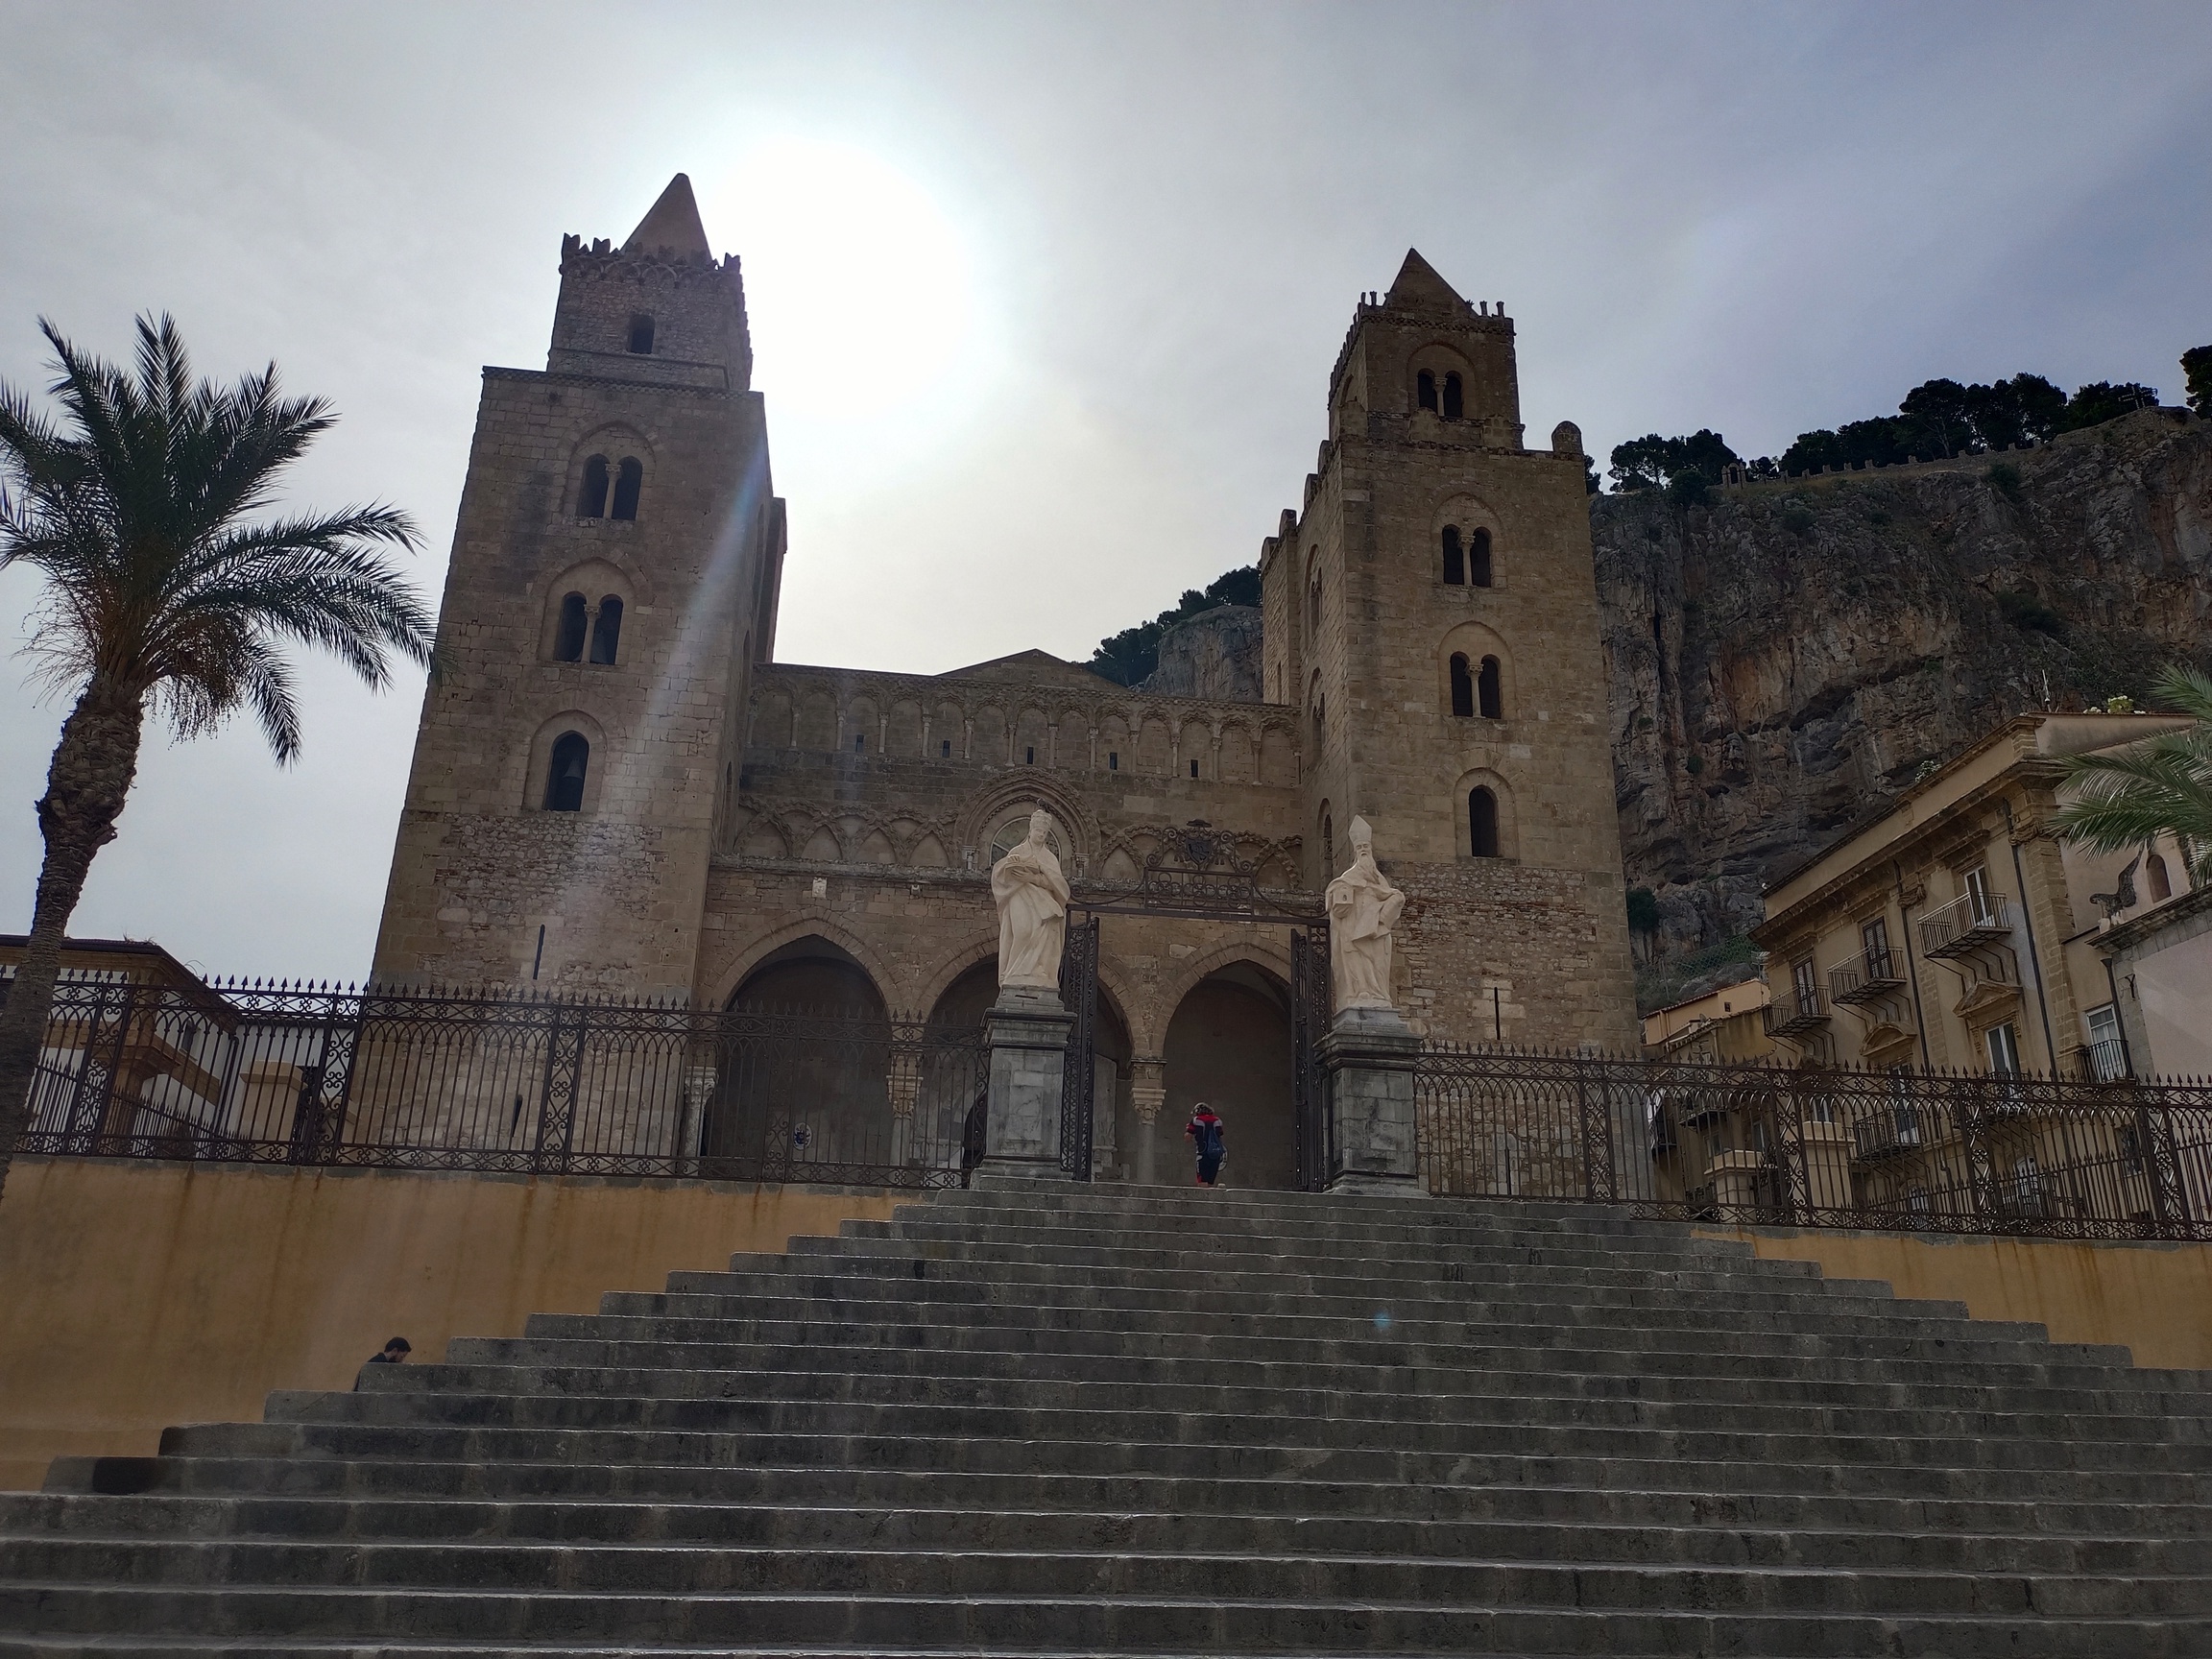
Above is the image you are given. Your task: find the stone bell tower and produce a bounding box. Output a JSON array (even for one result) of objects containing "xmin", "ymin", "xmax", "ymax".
[
  {"xmin": 373, "ymin": 175, "xmax": 786, "ymax": 998},
  {"xmin": 1261, "ymin": 251, "xmax": 1637, "ymax": 1049}
]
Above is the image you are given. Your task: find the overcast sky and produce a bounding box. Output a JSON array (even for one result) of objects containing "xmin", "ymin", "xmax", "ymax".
[{"xmin": 1, "ymin": 1, "xmax": 2207, "ymax": 980}]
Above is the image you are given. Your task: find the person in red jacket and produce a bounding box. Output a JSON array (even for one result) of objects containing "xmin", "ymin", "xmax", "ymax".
[{"xmin": 1185, "ymin": 1102, "xmax": 1226, "ymax": 1187}]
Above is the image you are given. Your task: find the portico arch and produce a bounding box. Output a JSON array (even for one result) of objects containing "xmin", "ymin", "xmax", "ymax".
[{"xmin": 1159, "ymin": 962, "xmax": 1297, "ymax": 1191}]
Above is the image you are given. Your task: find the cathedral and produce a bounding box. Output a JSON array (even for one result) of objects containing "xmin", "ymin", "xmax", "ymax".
[{"xmin": 372, "ymin": 174, "xmax": 1638, "ymax": 1186}]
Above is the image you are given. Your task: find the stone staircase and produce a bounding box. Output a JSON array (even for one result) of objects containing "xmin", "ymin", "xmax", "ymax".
[{"xmin": 3, "ymin": 1181, "xmax": 2209, "ymax": 1655}]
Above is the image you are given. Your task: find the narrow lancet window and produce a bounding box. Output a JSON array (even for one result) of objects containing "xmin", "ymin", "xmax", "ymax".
[
  {"xmin": 1441, "ymin": 372, "xmax": 1464, "ymax": 420},
  {"xmin": 1450, "ymin": 653, "xmax": 1475, "ymax": 717},
  {"xmin": 627, "ymin": 314, "xmax": 655, "ymax": 354},
  {"xmin": 611, "ymin": 457, "xmax": 643, "ymax": 520},
  {"xmin": 544, "ymin": 733, "xmax": 589, "ymax": 812},
  {"xmin": 554, "ymin": 592, "xmax": 588, "ymax": 661},
  {"xmin": 1416, "ymin": 369, "xmax": 1437, "ymax": 412},
  {"xmin": 1470, "ymin": 527, "xmax": 1493, "ymax": 588},
  {"xmin": 1479, "ymin": 656, "xmax": 1503, "ymax": 719},
  {"xmin": 1470, "ymin": 786, "xmax": 1500, "ymax": 857},
  {"xmin": 577, "ymin": 455, "xmax": 610, "ymax": 518},
  {"xmin": 1442, "ymin": 527, "xmax": 1465, "ymax": 586},
  {"xmin": 589, "ymin": 595, "xmax": 623, "ymax": 664}
]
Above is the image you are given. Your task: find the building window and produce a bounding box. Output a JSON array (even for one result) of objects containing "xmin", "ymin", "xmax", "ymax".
[
  {"xmin": 1311, "ymin": 694, "xmax": 1326, "ymax": 742},
  {"xmin": 588, "ymin": 595, "xmax": 623, "ymax": 664},
  {"xmin": 1308, "ymin": 580, "xmax": 1322, "ymax": 635},
  {"xmin": 2085, "ymin": 1003, "xmax": 2127, "ymax": 1081},
  {"xmin": 554, "ymin": 592, "xmax": 588, "ymax": 661},
  {"xmin": 1984, "ymin": 1021, "xmax": 2021, "ymax": 1076},
  {"xmin": 543, "ymin": 733, "xmax": 589, "ymax": 812},
  {"xmin": 1450, "ymin": 653, "xmax": 1475, "ymax": 718},
  {"xmin": 2148, "ymin": 853, "xmax": 2173, "ymax": 902},
  {"xmin": 854, "ymin": 733, "xmax": 867, "ymax": 754},
  {"xmin": 577, "ymin": 455, "xmax": 610, "ymax": 518},
  {"xmin": 1791, "ymin": 956, "xmax": 1817, "ymax": 1018},
  {"xmin": 1469, "ymin": 786, "xmax": 1499, "ymax": 857},
  {"xmin": 1860, "ymin": 916, "xmax": 1892, "ymax": 979},
  {"xmin": 626, "ymin": 314, "xmax": 655, "ymax": 354},
  {"xmin": 941, "ymin": 738, "xmax": 952, "ymax": 757},
  {"xmin": 1469, "ymin": 527, "xmax": 1493, "ymax": 588},
  {"xmin": 1416, "ymin": 369, "xmax": 1437, "ymax": 412},
  {"xmin": 611, "ymin": 457, "xmax": 643, "ymax": 520},
  {"xmin": 1441, "ymin": 371, "xmax": 1464, "ymax": 421},
  {"xmin": 1190, "ymin": 758, "xmax": 1199, "ymax": 778},
  {"xmin": 1323, "ymin": 811, "xmax": 1334, "ymax": 872},
  {"xmin": 1478, "ymin": 656, "xmax": 1503, "ymax": 719},
  {"xmin": 1108, "ymin": 751, "xmax": 1118, "ymax": 771},
  {"xmin": 1442, "ymin": 527, "xmax": 1464, "ymax": 586},
  {"xmin": 1025, "ymin": 746, "xmax": 1036, "ymax": 764}
]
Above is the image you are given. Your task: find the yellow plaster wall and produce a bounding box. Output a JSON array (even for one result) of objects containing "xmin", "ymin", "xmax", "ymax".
[
  {"xmin": 1702, "ymin": 1224, "xmax": 2212, "ymax": 1369},
  {"xmin": 0, "ymin": 1157, "xmax": 909, "ymax": 1491}
]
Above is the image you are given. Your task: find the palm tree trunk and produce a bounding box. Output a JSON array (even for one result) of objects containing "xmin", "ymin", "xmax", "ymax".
[{"xmin": 0, "ymin": 676, "xmax": 144, "ymax": 1207}]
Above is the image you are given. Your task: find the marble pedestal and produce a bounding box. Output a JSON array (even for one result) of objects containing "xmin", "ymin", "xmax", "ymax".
[
  {"xmin": 1318, "ymin": 1005, "xmax": 1426, "ymax": 1198},
  {"xmin": 975, "ymin": 985, "xmax": 1076, "ymax": 1184}
]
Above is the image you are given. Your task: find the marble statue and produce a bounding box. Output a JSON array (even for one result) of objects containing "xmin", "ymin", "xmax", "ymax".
[
  {"xmin": 991, "ymin": 806, "xmax": 1070, "ymax": 991},
  {"xmin": 1325, "ymin": 815, "xmax": 1405, "ymax": 1012}
]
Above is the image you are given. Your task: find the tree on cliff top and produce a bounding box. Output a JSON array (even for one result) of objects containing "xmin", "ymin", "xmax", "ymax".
[
  {"xmin": 1089, "ymin": 564, "xmax": 1259, "ymax": 685},
  {"xmin": 2049, "ymin": 662, "xmax": 2212, "ymax": 885},
  {"xmin": 2184, "ymin": 347, "xmax": 2212, "ymax": 418},
  {"xmin": 0, "ymin": 316, "xmax": 437, "ymax": 1208},
  {"xmin": 1607, "ymin": 429, "xmax": 1742, "ymax": 494}
]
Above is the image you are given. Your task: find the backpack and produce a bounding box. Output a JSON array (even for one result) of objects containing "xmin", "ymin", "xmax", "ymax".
[{"xmin": 1195, "ymin": 1117, "xmax": 1224, "ymax": 1158}]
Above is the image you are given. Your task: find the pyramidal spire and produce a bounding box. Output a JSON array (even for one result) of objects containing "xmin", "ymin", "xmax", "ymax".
[
  {"xmin": 622, "ymin": 173, "xmax": 712, "ymax": 258},
  {"xmin": 1382, "ymin": 248, "xmax": 1464, "ymax": 309}
]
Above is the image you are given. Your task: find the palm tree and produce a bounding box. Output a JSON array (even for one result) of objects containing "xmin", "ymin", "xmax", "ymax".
[
  {"xmin": 2050, "ymin": 662, "xmax": 2212, "ymax": 883},
  {"xmin": 0, "ymin": 315, "xmax": 435, "ymax": 1204}
]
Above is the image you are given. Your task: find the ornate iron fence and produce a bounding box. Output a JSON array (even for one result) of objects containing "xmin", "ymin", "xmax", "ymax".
[
  {"xmin": 8, "ymin": 974, "xmax": 984, "ymax": 1189},
  {"xmin": 1416, "ymin": 1043, "xmax": 2212, "ymax": 1241}
]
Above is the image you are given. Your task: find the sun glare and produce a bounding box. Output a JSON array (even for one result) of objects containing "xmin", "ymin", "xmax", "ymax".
[{"xmin": 702, "ymin": 139, "xmax": 982, "ymax": 431}]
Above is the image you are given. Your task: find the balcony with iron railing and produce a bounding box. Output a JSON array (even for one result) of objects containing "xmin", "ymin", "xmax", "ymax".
[
  {"xmin": 1918, "ymin": 891, "xmax": 2013, "ymax": 959},
  {"xmin": 1763, "ymin": 984, "xmax": 1828, "ymax": 1040},
  {"xmin": 1829, "ymin": 947, "xmax": 1909, "ymax": 1007}
]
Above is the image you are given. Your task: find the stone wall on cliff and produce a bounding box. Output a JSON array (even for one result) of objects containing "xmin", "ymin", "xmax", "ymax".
[
  {"xmin": 1595, "ymin": 407, "xmax": 2212, "ymax": 968},
  {"xmin": 1141, "ymin": 604, "xmax": 1263, "ymax": 702}
]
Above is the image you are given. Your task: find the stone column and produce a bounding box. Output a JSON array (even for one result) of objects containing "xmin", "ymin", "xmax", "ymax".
[
  {"xmin": 977, "ymin": 984, "xmax": 1075, "ymax": 1183},
  {"xmin": 1128, "ymin": 1057, "xmax": 1166, "ymax": 1185},
  {"xmin": 1318, "ymin": 1005, "xmax": 1425, "ymax": 1198}
]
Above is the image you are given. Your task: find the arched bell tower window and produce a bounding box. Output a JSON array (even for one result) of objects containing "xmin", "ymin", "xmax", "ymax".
[
  {"xmin": 1416, "ymin": 369, "xmax": 1438, "ymax": 412},
  {"xmin": 1470, "ymin": 527, "xmax": 1493, "ymax": 588},
  {"xmin": 589, "ymin": 595, "xmax": 623, "ymax": 665},
  {"xmin": 1469, "ymin": 786, "xmax": 1500, "ymax": 857},
  {"xmin": 1442, "ymin": 527, "xmax": 1464, "ymax": 586},
  {"xmin": 1479, "ymin": 656, "xmax": 1503, "ymax": 719},
  {"xmin": 1308, "ymin": 578, "xmax": 1322, "ymax": 636},
  {"xmin": 626, "ymin": 314, "xmax": 655, "ymax": 355},
  {"xmin": 2149, "ymin": 853, "xmax": 2173, "ymax": 901},
  {"xmin": 554, "ymin": 592, "xmax": 588, "ymax": 661},
  {"xmin": 543, "ymin": 733, "xmax": 589, "ymax": 812},
  {"xmin": 1441, "ymin": 372, "xmax": 1464, "ymax": 421},
  {"xmin": 611, "ymin": 457, "xmax": 643, "ymax": 520},
  {"xmin": 577, "ymin": 455, "xmax": 610, "ymax": 518},
  {"xmin": 1449, "ymin": 653, "xmax": 1475, "ymax": 717}
]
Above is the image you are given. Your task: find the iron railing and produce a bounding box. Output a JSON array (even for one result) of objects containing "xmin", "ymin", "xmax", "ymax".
[
  {"xmin": 8, "ymin": 974, "xmax": 985, "ymax": 1189},
  {"xmin": 1416, "ymin": 1043, "xmax": 2212, "ymax": 1241},
  {"xmin": 1919, "ymin": 891, "xmax": 2013, "ymax": 957}
]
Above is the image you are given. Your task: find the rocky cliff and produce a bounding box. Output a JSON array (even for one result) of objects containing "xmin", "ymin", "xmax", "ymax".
[
  {"xmin": 1596, "ymin": 407, "xmax": 2212, "ymax": 969},
  {"xmin": 1140, "ymin": 604, "xmax": 1264, "ymax": 701}
]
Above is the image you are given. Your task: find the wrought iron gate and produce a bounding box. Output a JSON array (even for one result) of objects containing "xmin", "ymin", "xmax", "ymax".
[
  {"xmin": 1052, "ymin": 820, "xmax": 1328, "ymax": 1188},
  {"xmin": 1058, "ymin": 913, "xmax": 1101, "ymax": 1179},
  {"xmin": 1290, "ymin": 925, "xmax": 1332, "ymax": 1191}
]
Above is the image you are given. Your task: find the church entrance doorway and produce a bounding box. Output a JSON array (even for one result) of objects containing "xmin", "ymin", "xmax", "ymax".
[{"xmin": 1056, "ymin": 822, "xmax": 1330, "ymax": 1190}]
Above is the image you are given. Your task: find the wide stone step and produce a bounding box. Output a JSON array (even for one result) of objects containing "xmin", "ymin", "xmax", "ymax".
[
  {"xmin": 585, "ymin": 1292, "xmax": 2128, "ymax": 1370},
  {"xmin": 12, "ymin": 1533, "xmax": 2212, "ymax": 1620},
  {"xmin": 41, "ymin": 1458, "xmax": 2211, "ymax": 1537},
  {"xmin": 443, "ymin": 1335, "xmax": 2212, "ymax": 1417},
  {"xmin": 718, "ymin": 1246, "xmax": 1916, "ymax": 1314},
  {"xmin": 12, "ymin": 1494, "xmax": 2212, "ymax": 1575},
  {"xmin": 132, "ymin": 1420, "xmax": 2212, "ymax": 1503},
  {"xmin": 1, "ymin": 1580, "xmax": 2204, "ymax": 1655},
  {"xmin": 346, "ymin": 1361, "xmax": 2212, "ymax": 1448},
  {"xmin": 514, "ymin": 1312, "xmax": 2169, "ymax": 1393}
]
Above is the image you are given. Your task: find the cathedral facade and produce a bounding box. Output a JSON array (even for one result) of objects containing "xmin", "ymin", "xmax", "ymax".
[{"xmin": 372, "ymin": 176, "xmax": 1638, "ymax": 1186}]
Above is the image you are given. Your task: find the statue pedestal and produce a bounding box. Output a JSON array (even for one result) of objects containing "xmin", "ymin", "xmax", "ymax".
[
  {"xmin": 1318, "ymin": 1005, "xmax": 1426, "ymax": 1199},
  {"xmin": 976, "ymin": 985, "xmax": 1075, "ymax": 1184}
]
